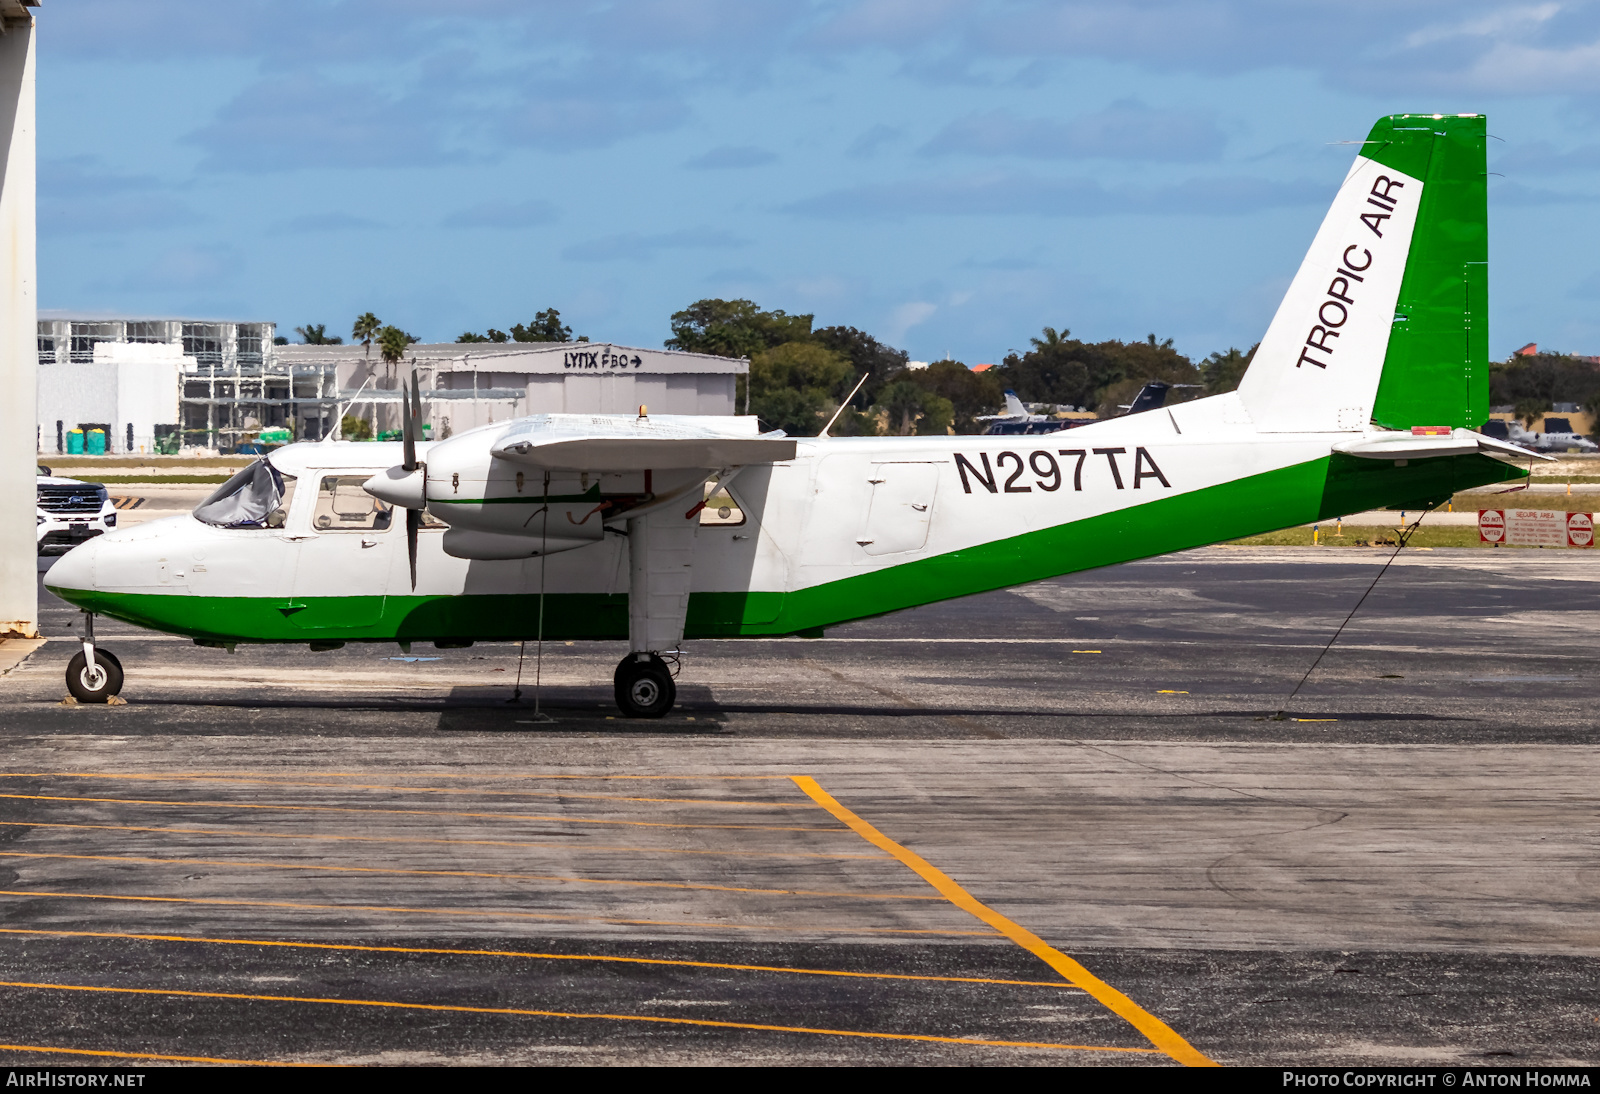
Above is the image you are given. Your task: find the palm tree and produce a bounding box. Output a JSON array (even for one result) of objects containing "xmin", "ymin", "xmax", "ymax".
[
  {"xmin": 352, "ymin": 312, "xmax": 382, "ymax": 357},
  {"xmin": 377, "ymin": 325, "xmax": 411, "ymax": 367},
  {"xmin": 1030, "ymin": 326, "xmax": 1070, "ymax": 350}
]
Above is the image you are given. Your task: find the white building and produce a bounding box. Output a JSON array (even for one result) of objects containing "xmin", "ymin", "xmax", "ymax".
[
  {"xmin": 36, "ymin": 318, "xmax": 748, "ymax": 453},
  {"xmin": 36, "ymin": 313, "xmax": 326, "ymax": 454},
  {"xmin": 38, "ymin": 341, "xmax": 181, "ymax": 454}
]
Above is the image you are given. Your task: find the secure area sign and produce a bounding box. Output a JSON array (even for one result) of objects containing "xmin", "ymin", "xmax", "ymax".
[{"xmin": 1479, "ymin": 509, "xmax": 1594, "ymax": 547}]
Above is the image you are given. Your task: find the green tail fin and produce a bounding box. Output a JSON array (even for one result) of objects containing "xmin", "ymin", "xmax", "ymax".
[{"xmin": 1367, "ymin": 114, "xmax": 1487, "ymax": 431}]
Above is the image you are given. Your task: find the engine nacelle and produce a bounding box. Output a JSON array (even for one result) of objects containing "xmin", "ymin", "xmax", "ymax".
[{"xmin": 367, "ymin": 420, "xmax": 722, "ymax": 557}]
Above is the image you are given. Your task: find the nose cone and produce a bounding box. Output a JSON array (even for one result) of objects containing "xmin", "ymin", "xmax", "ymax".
[
  {"xmin": 364, "ymin": 465, "xmax": 426, "ymax": 509},
  {"xmin": 44, "ymin": 537, "xmax": 98, "ymax": 600}
]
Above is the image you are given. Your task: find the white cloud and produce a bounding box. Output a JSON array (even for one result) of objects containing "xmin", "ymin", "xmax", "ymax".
[{"xmin": 885, "ymin": 300, "xmax": 937, "ymax": 343}]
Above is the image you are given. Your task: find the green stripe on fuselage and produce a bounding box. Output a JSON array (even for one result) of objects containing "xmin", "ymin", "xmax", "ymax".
[{"xmin": 49, "ymin": 452, "xmax": 1523, "ymax": 644}]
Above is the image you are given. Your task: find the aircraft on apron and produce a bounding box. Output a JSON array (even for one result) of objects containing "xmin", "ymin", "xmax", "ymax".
[{"xmin": 44, "ymin": 113, "xmax": 1541, "ymax": 717}]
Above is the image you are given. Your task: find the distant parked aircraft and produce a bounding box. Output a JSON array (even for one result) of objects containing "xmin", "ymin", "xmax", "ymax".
[
  {"xmin": 1480, "ymin": 418, "xmax": 1597, "ymax": 453},
  {"xmin": 978, "ymin": 391, "xmax": 1083, "ymax": 436}
]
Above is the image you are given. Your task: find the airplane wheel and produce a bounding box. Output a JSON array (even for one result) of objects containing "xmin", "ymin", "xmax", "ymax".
[
  {"xmin": 66, "ymin": 649, "xmax": 123, "ymax": 704},
  {"xmin": 614, "ymin": 654, "xmax": 675, "ymax": 719}
]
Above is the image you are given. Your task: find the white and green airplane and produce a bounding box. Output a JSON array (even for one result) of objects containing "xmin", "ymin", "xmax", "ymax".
[{"xmin": 46, "ymin": 113, "xmax": 1532, "ymax": 715}]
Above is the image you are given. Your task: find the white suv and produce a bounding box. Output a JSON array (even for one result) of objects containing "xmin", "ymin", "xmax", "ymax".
[{"xmin": 36, "ymin": 465, "xmax": 118, "ymax": 556}]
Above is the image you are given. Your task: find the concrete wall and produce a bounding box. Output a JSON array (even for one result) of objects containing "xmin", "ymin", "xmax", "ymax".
[{"xmin": 0, "ymin": 17, "xmax": 34, "ymax": 635}]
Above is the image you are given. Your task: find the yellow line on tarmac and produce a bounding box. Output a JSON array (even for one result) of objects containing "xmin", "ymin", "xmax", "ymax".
[
  {"xmin": 0, "ymin": 1042, "xmax": 304, "ymax": 1066},
  {"xmin": 0, "ymin": 820, "xmax": 889, "ymax": 861},
  {"xmin": 0, "ymin": 927, "xmax": 1081, "ymax": 990},
  {"xmin": 0, "ymin": 771, "xmax": 812, "ymax": 809},
  {"xmin": 0, "ymin": 850, "xmax": 938, "ymax": 903},
  {"xmin": 0, "ymin": 888, "xmax": 999, "ymax": 938},
  {"xmin": 791, "ymin": 776, "xmax": 1217, "ymax": 1068},
  {"xmin": 0, "ymin": 791, "xmax": 844, "ymax": 833},
  {"xmin": 0, "ymin": 980, "xmax": 1156, "ymax": 1055}
]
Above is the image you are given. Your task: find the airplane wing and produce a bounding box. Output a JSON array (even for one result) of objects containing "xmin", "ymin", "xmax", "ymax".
[{"xmin": 489, "ymin": 417, "xmax": 796, "ymax": 470}]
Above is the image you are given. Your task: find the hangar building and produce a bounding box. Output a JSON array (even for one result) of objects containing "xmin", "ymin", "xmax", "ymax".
[{"xmin": 271, "ymin": 341, "xmax": 745, "ymax": 440}]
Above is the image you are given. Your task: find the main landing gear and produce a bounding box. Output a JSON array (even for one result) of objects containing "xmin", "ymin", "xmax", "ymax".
[
  {"xmin": 66, "ymin": 611, "xmax": 123, "ymax": 704},
  {"xmin": 614, "ymin": 652, "xmax": 676, "ymax": 719}
]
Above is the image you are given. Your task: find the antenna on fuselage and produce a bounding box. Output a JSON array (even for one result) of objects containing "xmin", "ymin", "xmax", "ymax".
[{"xmin": 818, "ymin": 373, "xmax": 870, "ymax": 439}]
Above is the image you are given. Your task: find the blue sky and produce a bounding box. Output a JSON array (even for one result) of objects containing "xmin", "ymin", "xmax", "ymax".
[{"xmin": 36, "ymin": 0, "xmax": 1600, "ymax": 363}]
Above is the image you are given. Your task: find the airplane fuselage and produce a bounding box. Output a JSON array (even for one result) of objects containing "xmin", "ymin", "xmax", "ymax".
[{"xmin": 46, "ymin": 392, "xmax": 1523, "ymax": 647}]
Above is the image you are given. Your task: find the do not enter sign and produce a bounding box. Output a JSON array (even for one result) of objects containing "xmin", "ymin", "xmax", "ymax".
[{"xmin": 1479, "ymin": 509, "xmax": 1594, "ymax": 547}]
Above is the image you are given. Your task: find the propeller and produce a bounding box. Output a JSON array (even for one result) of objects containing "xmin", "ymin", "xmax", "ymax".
[{"xmin": 402, "ymin": 368, "xmax": 424, "ymax": 589}]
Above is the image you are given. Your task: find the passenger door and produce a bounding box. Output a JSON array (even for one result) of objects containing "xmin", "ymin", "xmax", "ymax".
[
  {"xmin": 860, "ymin": 462, "xmax": 939, "ymax": 556},
  {"xmin": 283, "ymin": 474, "xmax": 393, "ymax": 630}
]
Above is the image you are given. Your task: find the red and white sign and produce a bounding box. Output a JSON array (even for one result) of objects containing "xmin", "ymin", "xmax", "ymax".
[{"xmin": 1479, "ymin": 509, "xmax": 1594, "ymax": 547}]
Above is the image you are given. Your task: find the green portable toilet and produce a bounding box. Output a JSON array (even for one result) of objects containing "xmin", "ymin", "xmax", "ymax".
[
  {"xmin": 85, "ymin": 429, "xmax": 106, "ymax": 455},
  {"xmin": 66, "ymin": 429, "xmax": 84, "ymax": 455}
]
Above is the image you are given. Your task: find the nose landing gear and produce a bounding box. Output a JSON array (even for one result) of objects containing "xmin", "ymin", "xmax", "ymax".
[
  {"xmin": 614, "ymin": 652, "xmax": 676, "ymax": 718},
  {"xmin": 66, "ymin": 611, "xmax": 123, "ymax": 704}
]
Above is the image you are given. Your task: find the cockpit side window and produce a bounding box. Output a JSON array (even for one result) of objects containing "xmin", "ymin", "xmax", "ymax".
[
  {"xmin": 699, "ymin": 476, "xmax": 747, "ymax": 527},
  {"xmin": 193, "ymin": 458, "xmax": 297, "ymax": 529},
  {"xmin": 312, "ymin": 475, "xmax": 393, "ymax": 532}
]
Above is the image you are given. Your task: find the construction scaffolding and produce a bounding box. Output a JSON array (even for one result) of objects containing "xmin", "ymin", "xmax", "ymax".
[{"xmin": 38, "ymin": 315, "xmax": 340, "ymax": 452}]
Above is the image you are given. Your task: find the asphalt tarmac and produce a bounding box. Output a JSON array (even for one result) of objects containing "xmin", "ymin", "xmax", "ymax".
[{"xmin": 0, "ymin": 546, "xmax": 1595, "ymax": 1067}]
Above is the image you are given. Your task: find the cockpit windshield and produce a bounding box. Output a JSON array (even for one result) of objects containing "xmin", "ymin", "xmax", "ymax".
[{"xmin": 192, "ymin": 458, "xmax": 296, "ymax": 528}]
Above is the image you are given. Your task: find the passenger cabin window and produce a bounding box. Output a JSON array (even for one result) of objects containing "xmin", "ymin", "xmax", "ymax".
[
  {"xmin": 699, "ymin": 478, "xmax": 746, "ymax": 527},
  {"xmin": 313, "ymin": 475, "xmax": 393, "ymax": 532},
  {"xmin": 193, "ymin": 459, "xmax": 296, "ymax": 529}
]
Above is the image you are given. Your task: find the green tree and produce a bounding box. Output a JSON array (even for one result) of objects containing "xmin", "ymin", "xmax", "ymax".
[
  {"xmin": 1031, "ymin": 325, "xmax": 1070, "ymax": 349},
  {"xmin": 511, "ymin": 308, "xmax": 575, "ymax": 343},
  {"xmin": 295, "ymin": 323, "xmax": 342, "ymax": 345},
  {"xmin": 813, "ymin": 325, "xmax": 909, "ymax": 408},
  {"xmin": 996, "ymin": 326, "xmax": 1199, "ymax": 414},
  {"xmin": 893, "ymin": 359, "xmax": 1002, "ymax": 434},
  {"xmin": 351, "ymin": 312, "xmax": 382, "ymax": 357},
  {"xmin": 456, "ymin": 331, "xmax": 491, "ymax": 343},
  {"xmin": 339, "ymin": 413, "xmax": 372, "ymax": 441},
  {"xmin": 748, "ymin": 342, "xmax": 852, "ymax": 434},
  {"xmin": 666, "ymin": 299, "xmax": 814, "ymax": 358},
  {"xmin": 750, "ymin": 387, "xmax": 826, "ymax": 435},
  {"xmin": 377, "ymin": 325, "xmax": 412, "ymax": 367},
  {"xmin": 1491, "ymin": 352, "xmax": 1600, "ymax": 434},
  {"xmin": 876, "ymin": 379, "xmax": 953, "ymax": 436},
  {"xmin": 1515, "ymin": 397, "xmax": 1552, "ymax": 429},
  {"xmin": 1202, "ymin": 344, "xmax": 1256, "ymax": 395}
]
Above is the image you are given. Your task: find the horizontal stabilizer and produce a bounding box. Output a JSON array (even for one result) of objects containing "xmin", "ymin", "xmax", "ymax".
[{"xmin": 1332, "ymin": 428, "xmax": 1552, "ymax": 461}]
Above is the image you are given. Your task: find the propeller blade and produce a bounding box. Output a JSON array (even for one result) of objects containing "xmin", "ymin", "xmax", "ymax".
[
  {"xmin": 401, "ymin": 367, "xmax": 418, "ymax": 472},
  {"xmin": 407, "ymin": 506, "xmax": 420, "ymax": 590}
]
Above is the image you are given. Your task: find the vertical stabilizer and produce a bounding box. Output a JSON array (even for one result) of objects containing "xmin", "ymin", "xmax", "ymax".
[{"xmin": 1236, "ymin": 114, "xmax": 1487, "ymax": 433}]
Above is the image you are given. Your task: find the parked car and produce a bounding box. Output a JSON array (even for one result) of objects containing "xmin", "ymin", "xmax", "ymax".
[{"xmin": 37, "ymin": 465, "xmax": 117, "ymax": 556}]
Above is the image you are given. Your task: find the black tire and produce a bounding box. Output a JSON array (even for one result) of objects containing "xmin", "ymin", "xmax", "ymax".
[
  {"xmin": 66, "ymin": 649, "xmax": 123, "ymax": 704},
  {"xmin": 614, "ymin": 654, "xmax": 675, "ymax": 719}
]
